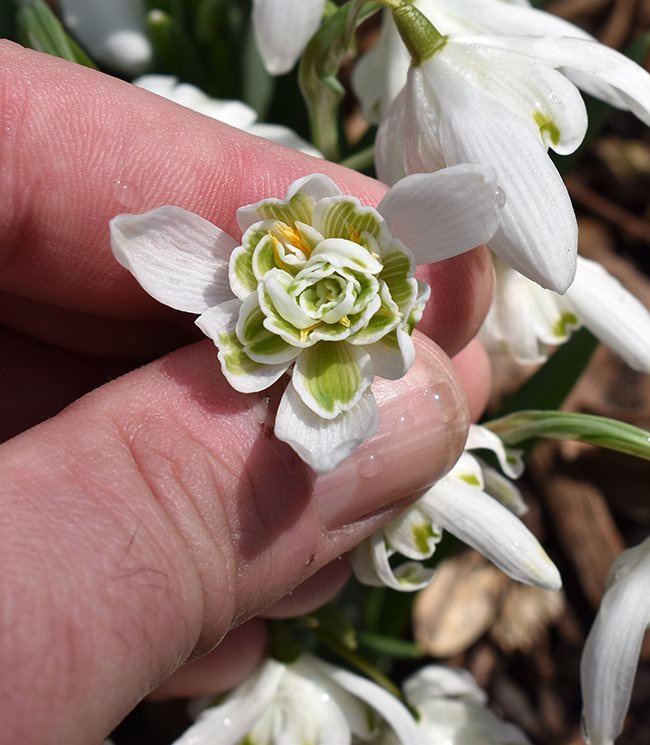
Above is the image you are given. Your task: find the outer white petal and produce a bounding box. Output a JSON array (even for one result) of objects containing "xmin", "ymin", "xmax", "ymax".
[
  {"xmin": 350, "ymin": 533, "xmax": 436, "ymax": 591},
  {"xmin": 134, "ymin": 75, "xmax": 258, "ymax": 127},
  {"xmin": 377, "ymin": 165, "xmax": 502, "ymax": 264},
  {"xmin": 252, "ymin": 0, "xmax": 325, "ymax": 75},
  {"xmin": 172, "ymin": 659, "xmax": 284, "ymax": 744},
  {"xmin": 247, "ymin": 123, "xmax": 323, "ymax": 157},
  {"xmin": 480, "ymin": 255, "xmax": 579, "ymax": 364},
  {"xmin": 416, "ymin": 0, "xmax": 593, "ymax": 39},
  {"xmin": 466, "ymin": 424, "xmax": 524, "ymax": 479},
  {"xmin": 274, "ymin": 382, "xmax": 378, "ymax": 473},
  {"xmin": 479, "ymin": 460, "xmax": 528, "ymax": 517},
  {"xmin": 484, "ymin": 36, "xmax": 650, "ymax": 127},
  {"xmin": 365, "ymin": 328, "xmax": 415, "ymax": 381},
  {"xmin": 236, "ymin": 173, "xmax": 341, "ymax": 233},
  {"xmin": 403, "ymin": 665, "xmax": 487, "ymax": 706},
  {"xmin": 306, "ymin": 655, "xmax": 424, "ymax": 745},
  {"xmin": 110, "ymin": 206, "xmax": 237, "ymax": 313},
  {"xmin": 59, "ymin": 0, "xmax": 152, "ymax": 74},
  {"xmin": 581, "ymin": 538, "xmax": 650, "ymax": 745},
  {"xmin": 351, "ymin": 9, "xmax": 410, "ymax": 124},
  {"xmin": 421, "ymin": 478, "xmax": 562, "ymax": 589},
  {"xmin": 394, "ymin": 59, "xmax": 578, "ymax": 292},
  {"xmin": 566, "ymin": 257, "xmax": 650, "ymax": 372},
  {"xmin": 445, "ymin": 39, "xmax": 588, "ymax": 155}
]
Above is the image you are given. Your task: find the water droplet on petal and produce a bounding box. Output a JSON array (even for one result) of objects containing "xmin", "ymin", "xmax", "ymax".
[
  {"xmin": 495, "ymin": 187, "xmax": 507, "ymax": 209},
  {"xmin": 358, "ymin": 452, "xmax": 384, "ymax": 478}
]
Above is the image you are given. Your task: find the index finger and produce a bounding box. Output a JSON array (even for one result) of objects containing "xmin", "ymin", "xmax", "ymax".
[{"xmin": 0, "ymin": 41, "xmax": 492, "ymax": 355}]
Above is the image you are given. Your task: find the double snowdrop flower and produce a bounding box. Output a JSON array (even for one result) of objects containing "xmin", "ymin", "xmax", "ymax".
[
  {"xmin": 57, "ymin": 0, "xmax": 152, "ymax": 75},
  {"xmin": 376, "ymin": 665, "xmax": 531, "ymax": 744},
  {"xmin": 481, "ymin": 255, "xmax": 650, "ymax": 372},
  {"xmin": 133, "ymin": 75, "xmax": 321, "ymax": 157},
  {"xmin": 172, "ymin": 653, "xmax": 423, "ymax": 744},
  {"xmin": 111, "ymin": 167, "xmax": 501, "ymax": 472},
  {"xmin": 351, "ymin": 425, "xmax": 561, "ymax": 591},
  {"xmin": 355, "ymin": 1, "xmax": 650, "ymax": 292},
  {"xmin": 581, "ymin": 537, "xmax": 650, "ymax": 745}
]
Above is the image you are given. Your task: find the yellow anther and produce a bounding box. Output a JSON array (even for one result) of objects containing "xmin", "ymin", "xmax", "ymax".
[
  {"xmin": 273, "ymin": 222, "xmax": 312, "ymax": 257},
  {"xmin": 300, "ymin": 321, "xmax": 323, "ymax": 342},
  {"xmin": 347, "ymin": 225, "xmax": 362, "ymax": 244},
  {"xmin": 339, "ymin": 316, "xmax": 351, "ymax": 327},
  {"xmin": 271, "ymin": 236, "xmax": 291, "ymax": 273}
]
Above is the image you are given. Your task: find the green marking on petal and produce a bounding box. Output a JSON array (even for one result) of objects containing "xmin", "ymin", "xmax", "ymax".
[
  {"xmin": 217, "ymin": 331, "xmax": 266, "ymax": 378},
  {"xmin": 252, "ymin": 233, "xmax": 278, "ymax": 279},
  {"xmin": 298, "ymin": 342, "xmax": 364, "ymax": 417},
  {"xmin": 380, "ymin": 251, "xmax": 417, "ymax": 311},
  {"xmin": 412, "ymin": 522, "xmax": 438, "ymax": 555},
  {"xmin": 256, "ymin": 191, "xmax": 313, "ymax": 225},
  {"xmin": 316, "ymin": 197, "xmax": 383, "ymax": 242},
  {"xmin": 533, "ymin": 111, "xmax": 561, "ymax": 148},
  {"xmin": 458, "ymin": 473, "xmax": 482, "ymax": 487},
  {"xmin": 230, "ymin": 244, "xmax": 258, "ymax": 297},
  {"xmin": 246, "ymin": 332, "xmax": 298, "ymax": 364},
  {"xmin": 552, "ymin": 311, "xmax": 580, "ymax": 338}
]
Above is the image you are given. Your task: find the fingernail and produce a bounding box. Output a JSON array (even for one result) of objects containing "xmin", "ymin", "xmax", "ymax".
[{"xmin": 314, "ymin": 336, "xmax": 469, "ymax": 529}]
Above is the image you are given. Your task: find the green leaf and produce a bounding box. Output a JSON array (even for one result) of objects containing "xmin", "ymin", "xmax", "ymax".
[
  {"xmin": 497, "ymin": 327, "xmax": 598, "ymax": 415},
  {"xmin": 146, "ymin": 8, "xmax": 205, "ymax": 83},
  {"xmin": 298, "ymin": 1, "xmax": 381, "ymax": 160},
  {"xmin": 17, "ymin": 0, "xmax": 97, "ymax": 68},
  {"xmin": 486, "ymin": 410, "xmax": 650, "ymax": 461},
  {"xmin": 300, "ymin": 605, "xmax": 358, "ymax": 651},
  {"xmin": 357, "ymin": 631, "xmax": 422, "ymax": 660}
]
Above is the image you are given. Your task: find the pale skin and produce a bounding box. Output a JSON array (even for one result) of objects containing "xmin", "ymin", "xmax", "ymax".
[{"xmin": 0, "ymin": 41, "xmax": 494, "ymax": 744}]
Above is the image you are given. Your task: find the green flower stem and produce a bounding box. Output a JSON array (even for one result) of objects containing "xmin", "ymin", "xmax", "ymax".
[
  {"xmin": 318, "ymin": 631, "xmax": 407, "ymax": 703},
  {"xmin": 486, "ymin": 410, "xmax": 650, "ymax": 461},
  {"xmin": 339, "ymin": 144, "xmax": 376, "ymax": 171},
  {"xmin": 379, "ymin": 0, "xmax": 447, "ymax": 65}
]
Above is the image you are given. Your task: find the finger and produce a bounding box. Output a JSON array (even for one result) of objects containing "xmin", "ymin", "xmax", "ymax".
[
  {"xmin": 0, "ymin": 42, "xmax": 492, "ymax": 357},
  {"xmin": 0, "ymin": 333, "xmax": 469, "ymax": 742},
  {"xmin": 148, "ymin": 620, "xmax": 267, "ymax": 700},
  {"xmin": 262, "ymin": 559, "xmax": 351, "ymax": 619},
  {"xmin": 452, "ymin": 337, "xmax": 492, "ymax": 422}
]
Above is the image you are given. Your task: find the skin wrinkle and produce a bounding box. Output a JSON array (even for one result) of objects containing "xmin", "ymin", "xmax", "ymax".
[{"xmin": 111, "ymin": 411, "xmax": 239, "ymax": 652}]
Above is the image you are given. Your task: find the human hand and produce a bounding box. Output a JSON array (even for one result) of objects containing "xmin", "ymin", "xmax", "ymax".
[{"xmin": 0, "ymin": 41, "xmax": 493, "ymax": 744}]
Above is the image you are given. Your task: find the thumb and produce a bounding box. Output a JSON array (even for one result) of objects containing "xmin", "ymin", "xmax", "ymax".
[{"xmin": 0, "ymin": 332, "xmax": 468, "ymax": 744}]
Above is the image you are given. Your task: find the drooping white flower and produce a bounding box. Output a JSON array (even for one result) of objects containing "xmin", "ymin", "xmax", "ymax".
[
  {"xmin": 57, "ymin": 0, "xmax": 152, "ymax": 75},
  {"xmin": 581, "ymin": 537, "xmax": 650, "ymax": 745},
  {"xmin": 481, "ymin": 255, "xmax": 650, "ymax": 372},
  {"xmin": 251, "ymin": 0, "xmax": 326, "ymax": 75},
  {"xmin": 110, "ymin": 167, "xmax": 501, "ymax": 473},
  {"xmin": 133, "ymin": 75, "xmax": 322, "ymax": 157},
  {"xmin": 173, "ymin": 654, "xmax": 423, "ymax": 745},
  {"xmin": 375, "ymin": 665, "xmax": 532, "ymax": 744},
  {"xmin": 358, "ymin": 4, "xmax": 650, "ymax": 292},
  {"xmin": 351, "ymin": 425, "xmax": 561, "ymax": 591},
  {"xmin": 353, "ymin": 0, "xmax": 593, "ymax": 123}
]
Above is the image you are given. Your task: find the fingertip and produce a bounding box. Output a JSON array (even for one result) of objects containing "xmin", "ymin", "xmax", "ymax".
[
  {"xmin": 416, "ymin": 246, "xmax": 495, "ymax": 357},
  {"xmin": 452, "ymin": 338, "xmax": 492, "ymax": 422}
]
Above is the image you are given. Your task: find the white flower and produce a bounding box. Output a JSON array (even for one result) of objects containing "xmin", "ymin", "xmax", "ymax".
[
  {"xmin": 252, "ymin": 0, "xmax": 326, "ymax": 75},
  {"xmin": 353, "ymin": 0, "xmax": 593, "ymax": 123},
  {"xmin": 57, "ymin": 0, "xmax": 152, "ymax": 75},
  {"xmin": 351, "ymin": 425, "xmax": 561, "ymax": 591},
  {"xmin": 110, "ymin": 167, "xmax": 501, "ymax": 473},
  {"xmin": 358, "ymin": 4, "xmax": 650, "ymax": 292},
  {"xmin": 172, "ymin": 654, "xmax": 423, "ymax": 745},
  {"xmin": 133, "ymin": 75, "xmax": 322, "ymax": 157},
  {"xmin": 481, "ymin": 255, "xmax": 650, "ymax": 372},
  {"xmin": 581, "ymin": 536, "xmax": 650, "ymax": 745},
  {"xmin": 376, "ymin": 665, "xmax": 532, "ymax": 744}
]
